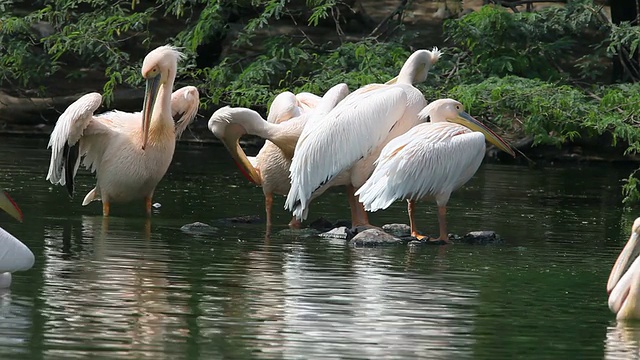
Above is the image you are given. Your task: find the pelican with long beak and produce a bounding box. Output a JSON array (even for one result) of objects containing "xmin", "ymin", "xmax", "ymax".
[
  {"xmin": 46, "ymin": 46, "xmax": 194, "ymax": 216},
  {"xmin": 209, "ymin": 84, "xmax": 349, "ymax": 228},
  {"xmin": 0, "ymin": 191, "xmax": 34, "ymax": 288},
  {"xmin": 355, "ymin": 98, "xmax": 515, "ymax": 243},
  {"xmin": 607, "ymin": 218, "xmax": 640, "ymax": 320}
]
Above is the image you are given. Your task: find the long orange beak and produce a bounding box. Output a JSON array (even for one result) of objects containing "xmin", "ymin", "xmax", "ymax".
[
  {"xmin": 211, "ymin": 121, "xmax": 262, "ymax": 185},
  {"xmin": 451, "ymin": 111, "xmax": 516, "ymax": 157},
  {"xmin": 0, "ymin": 191, "xmax": 23, "ymax": 222},
  {"xmin": 142, "ymin": 75, "xmax": 161, "ymax": 150}
]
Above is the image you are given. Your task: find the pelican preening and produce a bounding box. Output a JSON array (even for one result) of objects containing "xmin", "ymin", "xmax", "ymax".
[
  {"xmin": 285, "ymin": 47, "xmax": 442, "ymax": 225},
  {"xmin": 171, "ymin": 85, "xmax": 200, "ymax": 138},
  {"xmin": 608, "ymin": 218, "xmax": 640, "ymax": 320},
  {"xmin": 46, "ymin": 46, "xmax": 197, "ymax": 217},
  {"xmin": 356, "ymin": 99, "xmax": 514, "ymax": 243},
  {"xmin": 0, "ymin": 191, "xmax": 34, "ymax": 288},
  {"xmin": 208, "ymin": 84, "xmax": 348, "ymax": 229}
]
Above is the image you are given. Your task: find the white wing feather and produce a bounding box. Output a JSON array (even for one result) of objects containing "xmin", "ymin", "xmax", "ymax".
[
  {"xmin": 46, "ymin": 93, "xmax": 103, "ymax": 185},
  {"xmin": 356, "ymin": 122, "xmax": 486, "ymax": 211},
  {"xmin": 285, "ymin": 86, "xmax": 407, "ymax": 218}
]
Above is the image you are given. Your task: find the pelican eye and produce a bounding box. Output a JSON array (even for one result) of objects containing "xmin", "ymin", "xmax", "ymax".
[{"xmin": 146, "ymin": 67, "xmax": 159, "ymax": 78}]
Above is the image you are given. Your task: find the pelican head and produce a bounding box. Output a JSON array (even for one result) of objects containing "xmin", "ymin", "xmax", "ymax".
[
  {"xmin": 421, "ymin": 99, "xmax": 515, "ymax": 157},
  {"xmin": 0, "ymin": 191, "xmax": 22, "ymax": 222},
  {"xmin": 141, "ymin": 45, "xmax": 184, "ymax": 150},
  {"xmin": 608, "ymin": 218, "xmax": 640, "ymax": 320},
  {"xmin": 386, "ymin": 47, "xmax": 442, "ymax": 85},
  {"xmin": 208, "ymin": 107, "xmax": 262, "ymax": 184}
]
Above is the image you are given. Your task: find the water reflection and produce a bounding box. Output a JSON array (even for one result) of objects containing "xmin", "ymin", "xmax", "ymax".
[
  {"xmin": 40, "ymin": 216, "xmax": 190, "ymax": 359},
  {"xmin": 0, "ymin": 290, "xmax": 32, "ymax": 357},
  {"xmin": 606, "ymin": 322, "xmax": 640, "ymax": 359},
  {"xmin": 278, "ymin": 249, "xmax": 477, "ymax": 359}
]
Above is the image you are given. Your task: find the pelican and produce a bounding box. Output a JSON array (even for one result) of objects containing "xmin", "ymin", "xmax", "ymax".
[
  {"xmin": 171, "ymin": 85, "xmax": 200, "ymax": 138},
  {"xmin": 46, "ymin": 45, "xmax": 193, "ymax": 216},
  {"xmin": 355, "ymin": 99, "xmax": 514, "ymax": 243},
  {"xmin": 607, "ymin": 217, "xmax": 640, "ymax": 320},
  {"xmin": 209, "ymin": 85, "xmax": 347, "ymax": 228},
  {"xmin": 0, "ymin": 191, "xmax": 35, "ymax": 288},
  {"xmin": 285, "ymin": 48, "xmax": 441, "ymax": 225},
  {"xmin": 256, "ymin": 91, "xmax": 321, "ymax": 229}
]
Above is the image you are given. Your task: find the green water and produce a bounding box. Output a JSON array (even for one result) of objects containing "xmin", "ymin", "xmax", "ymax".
[{"xmin": 0, "ymin": 136, "xmax": 639, "ymax": 359}]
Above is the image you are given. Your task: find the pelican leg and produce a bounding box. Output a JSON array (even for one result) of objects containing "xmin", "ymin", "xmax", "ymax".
[
  {"xmin": 102, "ymin": 201, "xmax": 110, "ymax": 217},
  {"xmin": 408, "ymin": 200, "xmax": 424, "ymax": 239},
  {"xmin": 347, "ymin": 185, "xmax": 370, "ymax": 227},
  {"xmin": 145, "ymin": 196, "xmax": 152, "ymax": 217},
  {"xmin": 265, "ymin": 192, "xmax": 273, "ymax": 233},
  {"xmin": 436, "ymin": 206, "xmax": 451, "ymax": 243},
  {"xmin": 407, "ymin": 200, "xmax": 450, "ymax": 244}
]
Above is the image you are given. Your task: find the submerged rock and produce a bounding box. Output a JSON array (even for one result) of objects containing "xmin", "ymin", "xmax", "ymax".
[
  {"xmin": 460, "ymin": 231, "xmax": 503, "ymax": 245},
  {"xmin": 408, "ymin": 238, "xmax": 451, "ymax": 247},
  {"xmin": 278, "ymin": 228, "xmax": 320, "ymax": 238},
  {"xmin": 180, "ymin": 222, "xmax": 218, "ymax": 235},
  {"xmin": 350, "ymin": 229, "xmax": 403, "ymax": 247},
  {"xmin": 217, "ymin": 215, "xmax": 262, "ymax": 225},
  {"xmin": 319, "ymin": 226, "xmax": 352, "ymax": 240},
  {"xmin": 382, "ymin": 223, "xmax": 411, "ymax": 238},
  {"xmin": 309, "ymin": 217, "xmax": 335, "ymax": 232},
  {"xmin": 309, "ymin": 217, "xmax": 352, "ymax": 232}
]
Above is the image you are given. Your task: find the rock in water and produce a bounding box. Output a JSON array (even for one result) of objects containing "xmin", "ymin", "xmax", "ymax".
[
  {"xmin": 349, "ymin": 229, "xmax": 403, "ymax": 247},
  {"xmin": 319, "ymin": 226, "xmax": 351, "ymax": 240},
  {"xmin": 461, "ymin": 231, "xmax": 503, "ymax": 245},
  {"xmin": 278, "ymin": 228, "xmax": 320, "ymax": 238},
  {"xmin": 217, "ymin": 215, "xmax": 262, "ymax": 225},
  {"xmin": 382, "ymin": 223, "xmax": 411, "ymax": 238},
  {"xmin": 180, "ymin": 222, "xmax": 218, "ymax": 235}
]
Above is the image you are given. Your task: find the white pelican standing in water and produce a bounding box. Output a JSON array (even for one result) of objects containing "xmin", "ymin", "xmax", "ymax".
[
  {"xmin": 253, "ymin": 91, "xmax": 322, "ymax": 229},
  {"xmin": 0, "ymin": 191, "xmax": 35, "ymax": 288},
  {"xmin": 355, "ymin": 99, "xmax": 514, "ymax": 243},
  {"xmin": 209, "ymin": 84, "xmax": 348, "ymax": 228},
  {"xmin": 46, "ymin": 46, "xmax": 195, "ymax": 216},
  {"xmin": 285, "ymin": 48, "xmax": 441, "ymax": 225},
  {"xmin": 607, "ymin": 217, "xmax": 640, "ymax": 320}
]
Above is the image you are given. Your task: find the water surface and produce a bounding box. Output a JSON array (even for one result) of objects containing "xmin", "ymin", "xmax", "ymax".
[{"xmin": 0, "ymin": 136, "xmax": 638, "ymax": 359}]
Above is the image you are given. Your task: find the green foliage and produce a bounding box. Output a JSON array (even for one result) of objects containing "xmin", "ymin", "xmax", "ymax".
[
  {"xmin": 444, "ymin": 1, "xmax": 604, "ymax": 81},
  {"xmin": 199, "ymin": 39, "xmax": 411, "ymax": 110},
  {"xmin": 448, "ymin": 77, "xmax": 640, "ymax": 152}
]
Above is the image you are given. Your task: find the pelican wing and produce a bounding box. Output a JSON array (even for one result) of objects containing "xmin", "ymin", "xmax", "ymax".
[
  {"xmin": 171, "ymin": 86, "xmax": 200, "ymax": 138},
  {"xmin": 0, "ymin": 227, "xmax": 34, "ymax": 273},
  {"xmin": 285, "ymin": 86, "xmax": 407, "ymax": 218},
  {"xmin": 46, "ymin": 93, "xmax": 117, "ymax": 196},
  {"xmin": 356, "ymin": 122, "xmax": 486, "ymax": 211}
]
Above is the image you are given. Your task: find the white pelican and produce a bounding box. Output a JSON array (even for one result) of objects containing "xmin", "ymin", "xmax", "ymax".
[
  {"xmin": 355, "ymin": 99, "xmax": 514, "ymax": 243},
  {"xmin": 208, "ymin": 84, "xmax": 348, "ymax": 228},
  {"xmin": 46, "ymin": 45, "xmax": 194, "ymax": 217},
  {"xmin": 285, "ymin": 48, "xmax": 441, "ymax": 225},
  {"xmin": 607, "ymin": 217, "xmax": 640, "ymax": 320},
  {"xmin": 171, "ymin": 85, "xmax": 200, "ymax": 138},
  {"xmin": 0, "ymin": 191, "xmax": 35, "ymax": 288},
  {"xmin": 257, "ymin": 91, "xmax": 321, "ymax": 229}
]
